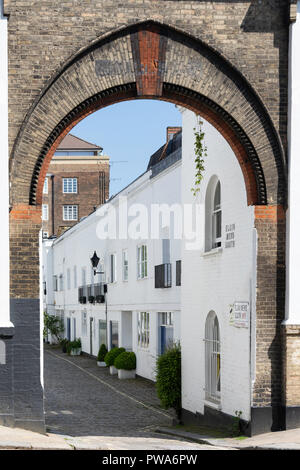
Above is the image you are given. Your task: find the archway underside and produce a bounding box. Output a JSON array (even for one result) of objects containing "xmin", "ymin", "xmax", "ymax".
[{"xmin": 31, "ymin": 82, "xmax": 264, "ymax": 207}]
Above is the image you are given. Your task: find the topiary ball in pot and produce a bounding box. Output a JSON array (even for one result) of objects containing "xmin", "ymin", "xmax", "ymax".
[
  {"xmin": 97, "ymin": 344, "xmax": 108, "ymax": 362},
  {"xmin": 114, "ymin": 351, "xmax": 136, "ymax": 370},
  {"xmin": 104, "ymin": 347, "xmax": 125, "ymax": 367},
  {"xmin": 97, "ymin": 344, "xmax": 108, "ymax": 366}
]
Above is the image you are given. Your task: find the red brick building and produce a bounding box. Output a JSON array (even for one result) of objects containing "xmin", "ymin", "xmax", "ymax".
[{"xmin": 42, "ymin": 134, "xmax": 110, "ymax": 237}]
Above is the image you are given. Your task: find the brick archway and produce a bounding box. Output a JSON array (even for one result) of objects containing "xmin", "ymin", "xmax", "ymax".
[
  {"xmin": 10, "ymin": 21, "xmax": 285, "ymax": 207},
  {"xmin": 7, "ymin": 20, "xmax": 287, "ymax": 434}
]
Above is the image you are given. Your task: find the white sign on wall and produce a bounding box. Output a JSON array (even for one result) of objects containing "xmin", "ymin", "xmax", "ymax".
[
  {"xmin": 229, "ymin": 302, "xmax": 249, "ymax": 328},
  {"xmin": 232, "ymin": 301, "xmax": 249, "ymax": 328}
]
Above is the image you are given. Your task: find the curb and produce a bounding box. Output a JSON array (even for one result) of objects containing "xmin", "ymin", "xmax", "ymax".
[
  {"xmin": 154, "ymin": 427, "xmax": 238, "ymax": 449},
  {"xmin": 154, "ymin": 427, "xmax": 300, "ymax": 451}
]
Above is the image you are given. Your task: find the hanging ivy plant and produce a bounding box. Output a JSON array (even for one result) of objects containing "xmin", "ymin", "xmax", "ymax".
[{"xmin": 191, "ymin": 118, "xmax": 207, "ymax": 196}]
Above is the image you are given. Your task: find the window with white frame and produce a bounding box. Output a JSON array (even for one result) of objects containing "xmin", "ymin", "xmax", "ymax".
[
  {"xmin": 204, "ymin": 311, "xmax": 221, "ymax": 403},
  {"xmin": 63, "ymin": 205, "xmax": 78, "ymax": 221},
  {"xmin": 67, "ymin": 268, "xmax": 71, "ymax": 290},
  {"xmin": 212, "ymin": 181, "xmax": 221, "ymax": 248},
  {"xmin": 53, "ymin": 275, "xmax": 58, "ymax": 292},
  {"xmin": 137, "ymin": 245, "xmax": 147, "ymax": 279},
  {"xmin": 110, "ymin": 254, "xmax": 116, "ymax": 283},
  {"xmin": 59, "ymin": 274, "xmax": 64, "ymax": 291},
  {"xmin": 43, "ymin": 177, "xmax": 48, "ymax": 194},
  {"xmin": 73, "ymin": 266, "xmax": 77, "ymax": 289},
  {"xmin": 137, "ymin": 312, "xmax": 150, "ymax": 348},
  {"xmin": 161, "ymin": 312, "xmax": 173, "ymax": 326},
  {"xmin": 205, "ymin": 177, "xmax": 222, "ymax": 252},
  {"xmin": 122, "ymin": 250, "xmax": 128, "ymax": 281},
  {"xmin": 90, "ymin": 266, "xmax": 95, "ymax": 285},
  {"xmin": 81, "ymin": 311, "xmax": 87, "ymax": 336},
  {"xmin": 81, "ymin": 267, "xmax": 86, "ymax": 286},
  {"xmin": 63, "ymin": 177, "xmax": 78, "ymax": 194},
  {"xmin": 42, "ymin": 204, "xmax": 48, "ymax": 221}
]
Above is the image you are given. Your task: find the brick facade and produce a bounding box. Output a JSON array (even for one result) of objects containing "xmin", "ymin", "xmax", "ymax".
[
  {"xmin": 3, "ymin": 1, "xmax": 296, "ymax": 433},
  {"xmin": 42, "ymin": 159, "xmax": 110, "ymax": 237}
]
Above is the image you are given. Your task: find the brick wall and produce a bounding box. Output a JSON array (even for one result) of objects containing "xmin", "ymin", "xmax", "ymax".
[
  {"xmin": 6, "ymin": 2, "xmax": 288, "ymax": 207},
  {"xmin": 42, "ymin": 161, "xmax": 109, "ymax": 236},
  {"xmin": 9, "ymin": 205, "xmax": 41, "ymax": 299},
  {"xmin": 282, "ymin": 326, "xmax": 300, "ymax": 406},
  {"xmin": 253, "ymin": 206, "xmax": 286, "ymax": 409}
]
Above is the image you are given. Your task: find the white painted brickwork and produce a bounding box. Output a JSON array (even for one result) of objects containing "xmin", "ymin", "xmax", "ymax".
[{"xmin": 180, "ymin": 109, "xmax": 255, "ymax": 422}]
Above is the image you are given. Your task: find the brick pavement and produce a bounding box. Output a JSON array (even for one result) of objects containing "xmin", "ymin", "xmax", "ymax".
[{"xmin": 44, "ymin": 346, "xmax": 175, "ymax": 438}]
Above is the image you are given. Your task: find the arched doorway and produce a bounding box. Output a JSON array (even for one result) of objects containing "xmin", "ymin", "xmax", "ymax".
[{"xmin": 7, "ymin": 21, "xmax": 286, "ymax": 433}]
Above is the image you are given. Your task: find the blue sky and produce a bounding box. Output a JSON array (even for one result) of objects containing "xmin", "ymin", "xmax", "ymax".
[{"xmin": 72, "ymin": 100, "xmax": 182, "ymax": 196}]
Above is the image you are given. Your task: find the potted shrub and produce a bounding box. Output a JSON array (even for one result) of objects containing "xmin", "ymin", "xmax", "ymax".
[
  {"xmin": 60, "ymin": 338, "xmax": 69, "ymax": 353},
  {"xmin": 156, "ymin": 343, "xmax": 181, "ymax": 421},
  {"xmin": 97, "ymin": 344, "xmax": 108, "ymax": 367},
  {"xmin": 114, "ymin": 351, "xmax": 136, "ymax": 379},
  {"xmin": 104, "ymin": 347, "xmax": 125, "ymax": 375},
  {"xmin": 67, "ymin": 338, "xmax": 82, "ymax": 356}
]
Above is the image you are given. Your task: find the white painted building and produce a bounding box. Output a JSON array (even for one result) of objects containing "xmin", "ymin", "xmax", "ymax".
[
  {"xmin": 43, "ymin": 129, "xmax": 182, "ymax": 381},
  {"xmin": 180, "ymin": 108, "xmax": 255, "ymax": 429},
  {"xmin": 43, "ymin": 109, "xmax": 256, "ymax": 429}
]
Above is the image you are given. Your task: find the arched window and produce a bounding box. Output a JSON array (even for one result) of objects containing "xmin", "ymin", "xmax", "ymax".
[
  {"xmin": 205, "ymin": 177, "xmax": 222, "ymax": 251},
  {"xmin": 205, "ymin": 311, "xmax": 221, "ymax": 402},
  {"xmin": 212, "ymin": 181, "xmax": 221, "ymax": 248}
]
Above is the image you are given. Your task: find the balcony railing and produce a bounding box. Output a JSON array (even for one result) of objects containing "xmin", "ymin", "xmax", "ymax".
[
  {"xmin": 155, "ymin": 263, "xmax": 172, "ymax": 288},
  {"xmin": 78, "ymin": 283, "xmax": 106, "ymax": 304}
]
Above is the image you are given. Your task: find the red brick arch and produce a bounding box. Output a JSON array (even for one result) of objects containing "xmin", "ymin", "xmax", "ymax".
[
  {"xmin": 10, "ymin": 21, "xmax": 285, "ymax": 209},
  {"xmin": 35, "ymin": 86, "xmax": 259, "ymax": 207}
]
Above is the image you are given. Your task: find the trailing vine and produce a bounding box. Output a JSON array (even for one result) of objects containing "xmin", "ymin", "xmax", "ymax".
[{"xmin": 191, "ymin": 117, "xmax": 207, "ymax": 196}]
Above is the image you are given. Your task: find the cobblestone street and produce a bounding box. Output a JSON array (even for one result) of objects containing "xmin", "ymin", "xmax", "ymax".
[{"xmin": 44, "ymin": 345, "xmax": 175, "ymax": 438}]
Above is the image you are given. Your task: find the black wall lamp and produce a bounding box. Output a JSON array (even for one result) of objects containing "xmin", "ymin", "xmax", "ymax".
[{"xmin": 90, "ymin": 250, "xmax": 105, "ymax": 275}]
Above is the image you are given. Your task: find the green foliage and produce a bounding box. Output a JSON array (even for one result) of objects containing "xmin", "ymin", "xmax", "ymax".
[
  {"xmin": 43, "ymin": 312, "xmax": 64, "ymax": 341},
  {"xmin": 60, "ymin": 338, "xmax": 69, "ymax": 353},
  {"xmin": 114, "ymin": 351, "xmax": 136, "ymax": 370},
  {"xmin": 104, "ymin": 347, "xmax": 125, "ymax": 367},
  {"xmin": 97, "ymin": 344, "xmax": 108, "ymax": 362},
  {"xmin": 156, "ymin": 343, "xmax": 181, "ymax": 418},
  {"xmin": 231, "ymin": 410, "xmax": 243, "ymax": 436},
  {"xmin": 66, "ymin": 338, "xmax": 82, "ymax": 354},
  {"xmin": 191, "ymin": 118, "xmax": 207, "ymax": 196}
]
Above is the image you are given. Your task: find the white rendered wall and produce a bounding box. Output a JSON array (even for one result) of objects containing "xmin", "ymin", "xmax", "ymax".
[
  {"xmin": 180, "ymin": 109, "xmax": 255, "ymax": 421},
  {"xmin": 0, "ymin": 3, "xmax": 11, "ymax": 328},
  {"xmin": 285, "ymin": 1, "xmax": 300, "ymax": 325}
]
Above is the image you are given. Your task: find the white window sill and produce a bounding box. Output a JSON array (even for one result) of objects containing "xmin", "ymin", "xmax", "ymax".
[
  {"xmin": 204, "ymin": 399, "xmax": 222, "ymax": 411},
  {"xmin": 201, "ymin": 247, "xmax": 223, "ymax": 258}
]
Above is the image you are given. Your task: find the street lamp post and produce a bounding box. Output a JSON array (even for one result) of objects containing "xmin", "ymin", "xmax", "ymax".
[{"xmin": 90, "ymin": 251, "xmax": 108, "ymax": 348}]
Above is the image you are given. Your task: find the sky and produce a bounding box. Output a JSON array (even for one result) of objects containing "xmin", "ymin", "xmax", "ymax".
[{"xmin": 72, "ymin": 100, "xmax": 182, "ymax": 196}]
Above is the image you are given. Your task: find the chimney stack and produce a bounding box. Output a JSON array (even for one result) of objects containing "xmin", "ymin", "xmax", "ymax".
[{"xmin": 166, "ymin": 126, "xmax": 182, "ymax": 143}]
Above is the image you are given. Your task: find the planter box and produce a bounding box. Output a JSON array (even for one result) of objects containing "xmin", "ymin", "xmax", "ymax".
[
  {"xmin": 109, "ymin": 365, "xmax": 118, "ymax": 375},
  {"xmin": 118, "ymin": 369, "xmax": 136, "ymax": 380},
  {"xmin": 70, "ymin": 348, "xmax": 81, "ymax": 356},
  {"xmin": 97, "ymin": 361, "xmax": 106, "ymax": 367}
]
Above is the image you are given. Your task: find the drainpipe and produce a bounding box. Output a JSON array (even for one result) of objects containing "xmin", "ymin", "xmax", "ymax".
[{"xmin": 104, "ymin": 284, "xmax": 108, "ymax": 348}]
